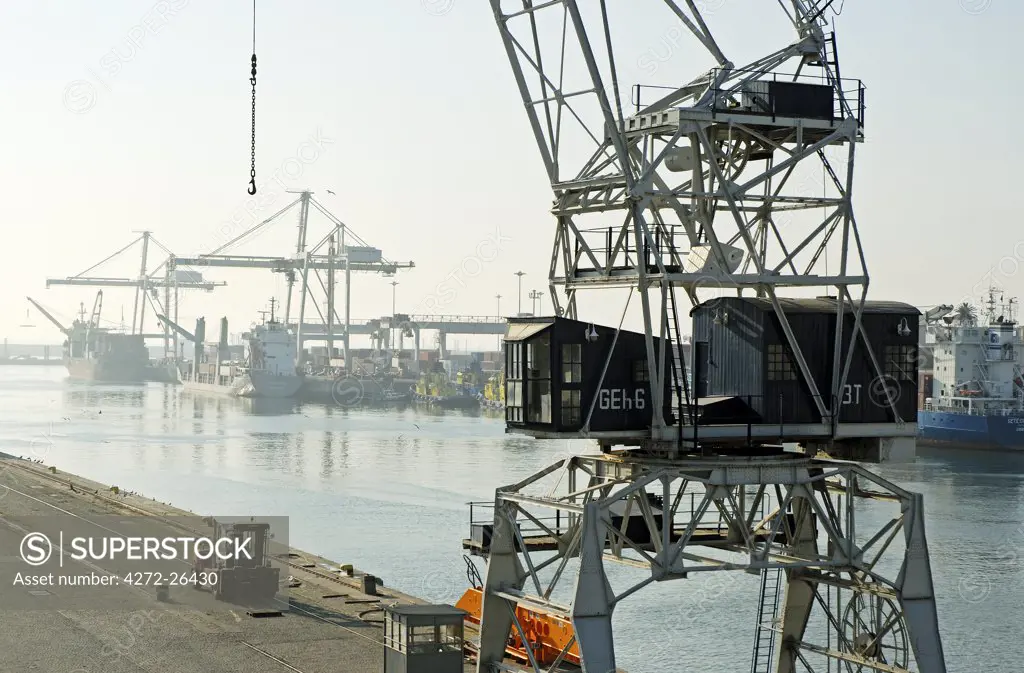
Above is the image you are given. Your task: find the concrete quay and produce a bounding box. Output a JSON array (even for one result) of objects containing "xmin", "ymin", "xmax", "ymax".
[{"xmin": 0, "ymin": 453, "xmax": 479, "ymax": 673}]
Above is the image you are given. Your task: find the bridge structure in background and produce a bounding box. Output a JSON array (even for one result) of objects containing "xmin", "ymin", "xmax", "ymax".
[{"xmin": 290, "ymin": 313, "xmax": 507, "ymax": 359}]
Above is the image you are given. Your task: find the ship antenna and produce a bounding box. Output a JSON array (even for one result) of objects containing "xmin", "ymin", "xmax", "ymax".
[{"xmin": 269, "ymin": 297, "xmax": 276, "ymax": 323}]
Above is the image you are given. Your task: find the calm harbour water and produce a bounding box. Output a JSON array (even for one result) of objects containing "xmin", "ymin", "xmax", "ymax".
[{"xmin": 0, "ymin": 365, "xmax": 1019, "ymax": 672}]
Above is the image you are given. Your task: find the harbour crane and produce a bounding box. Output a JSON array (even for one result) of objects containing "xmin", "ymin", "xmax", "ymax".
[
  {"xmin": 468, "ymin": 2, "xmax": 947, "ymax": 673},
  {"xmin": 44, "ymin": 231, "xmax": 225, "ymax": 357},
  {"xmin": 168, "ymin": 190, "xmax": 415, "ymax": 368}
]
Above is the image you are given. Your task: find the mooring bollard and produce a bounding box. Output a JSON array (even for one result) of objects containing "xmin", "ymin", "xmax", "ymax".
[{"xmin": 361, "ymin": 574, "xmax": 377, "ymax": 596}]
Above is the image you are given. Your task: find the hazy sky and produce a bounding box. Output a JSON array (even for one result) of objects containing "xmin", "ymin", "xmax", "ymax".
[{"xmin": 2, "ymin": 0, "xmax": 1020, "ymax": 349}]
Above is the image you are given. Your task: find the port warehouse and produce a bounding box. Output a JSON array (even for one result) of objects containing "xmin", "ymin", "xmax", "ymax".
[{"xmin": 499, "ymin": 299, "xmax": 920, "ymax": 436}]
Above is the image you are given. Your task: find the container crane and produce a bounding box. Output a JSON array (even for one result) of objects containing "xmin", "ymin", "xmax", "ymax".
[
  {"xmin": 168, "ymin": 190, "xmax": 414, "ymax": 368},
  {"xmin": 44, "ymin": 231, "xmax": 226, "ymax": 358},
  {"xmin": 467, "ymin": 2, "xmax": 947, "ymax": 673}
]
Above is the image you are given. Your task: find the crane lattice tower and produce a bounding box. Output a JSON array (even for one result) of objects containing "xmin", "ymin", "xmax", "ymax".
[{"xmin": 470, "ymin": 2, "xmax": 948, "ymax": 672}]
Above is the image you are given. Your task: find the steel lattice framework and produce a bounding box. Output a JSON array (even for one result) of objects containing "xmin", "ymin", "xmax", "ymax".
[
  {"xmin": 475, "ymin": 2, "xmax": 948, "ymax": 672},
  {"xmin": 488, "ymin": 0, "xmax": 897, "ymax": 438},
  {"xmin": 473, "ymin": 454, "xmax": 947, "ymax": 673}
]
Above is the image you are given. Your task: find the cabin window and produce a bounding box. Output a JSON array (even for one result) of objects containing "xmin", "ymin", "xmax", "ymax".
[
  {"xmin": 633, "ymin": 358, "xmax": 649, "ymax": 383},
  {"xmin": 506, "ymin": 380, "xmax": 523, "ymax": 422},
  {"xmin": 506, "ymin": 342, "xmax": 525, "ymax": 422},
  {"xmin": 884, "ymin": 345, "xmax": 916, "ymax": 381},
  {"xmin": 562, "ymin": 344, "xmax": 582, "ymax": 383},
  {"xmin": 561, "ymin": 389, "xmax": 581, "ymax": 426},
  {"xmin": 767, "ymin": 344, "xmax": 797, "ymax": 381},
  {"xmin": 527, "ymin": 337, "xmax": 551, "ymax": 380},
  {"xmin": 527, "ymin": 336, "xmax": 552, "ymax": 423},
  {"xmin": 507, "ymin": 343, "xmax": 523, "ymax": 379}
]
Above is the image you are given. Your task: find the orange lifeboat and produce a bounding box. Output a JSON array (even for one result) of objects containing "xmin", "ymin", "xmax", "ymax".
[{"xmin": 456, "ymin": 586, "xmax": 580, "ymax": 667}]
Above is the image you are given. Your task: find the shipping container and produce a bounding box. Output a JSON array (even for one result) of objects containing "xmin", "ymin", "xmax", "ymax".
[
  {"xmin": 503, "ymin": 316, "xmax": 673, "ymax": 435},
  {"xmin": 173, "ymin": 269, "xmax": 204, "ymax": 283},
  {"xmin": 690, "ymin": 297, "xmax": 920, "ymax": 426},
  {"xmin": 343, "ymin": 246, "xmax": 383, "ymax": 264}
]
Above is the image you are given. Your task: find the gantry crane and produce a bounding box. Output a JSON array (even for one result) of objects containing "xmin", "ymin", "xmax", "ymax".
[
  {"xmin": 469, "ymin": 2, "xmax": 947, "ymax": 672},
  {"xmin": 44, "ymin": 231, "xmax": 225, "ymax": 358},
  {"xmin": 168, "ymin": 190, "xmax": 414, "ymax": 368}
]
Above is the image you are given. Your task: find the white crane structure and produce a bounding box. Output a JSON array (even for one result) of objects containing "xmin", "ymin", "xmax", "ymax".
[
  {"xmin": 168, "ymin": 190, "xmax": 414, "ymax": 368},
  {"xmin": 44, "ymin": 231, "xmax": 224, "ymax": 359},
  {"xmin": 470, "ymin": 2, "xmax": 948, "ymax": 672}
]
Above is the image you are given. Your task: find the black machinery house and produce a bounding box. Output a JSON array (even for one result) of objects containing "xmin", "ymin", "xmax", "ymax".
[
  {"xmin": 690, "ymin": 297, "xmax": 920, "ymax": 426},
  {"xmin": 503, "ymin": 316, "xmax": 673, "ymax": 437}
]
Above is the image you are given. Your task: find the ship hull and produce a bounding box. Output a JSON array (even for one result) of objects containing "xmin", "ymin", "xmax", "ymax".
[
  {"xmin": 918, "ymin": 410, "xmax": 1024, "ymax": 451},
  {"xmin": 413, "ymin": 393, "xmax": 481, "ymax": 410},
  {"xmin": 299, "ymin": 376, "xmax": 415, "ymax": 406},
  {"xmin": 143, "ymin": 361, "xmax": 182, "ymax": 384},
  {"xmin": 182, "ymin": 371, "xmax": 302, "ymax": 398},
  {"xmin": 65, "ymin": 357, "xmax": 147, "ymax": 383}
]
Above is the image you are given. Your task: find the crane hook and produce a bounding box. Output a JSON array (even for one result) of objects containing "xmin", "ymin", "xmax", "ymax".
[{"xmin": 247, "ymin": 178, "xmax": 257, "ymax": 195}]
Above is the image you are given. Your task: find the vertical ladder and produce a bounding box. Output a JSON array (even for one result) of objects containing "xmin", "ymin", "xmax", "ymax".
[
  {"xmin": 825, "ymin": 32, "xmax": 840, "ymax": 83},
  {"xmin": 750, "ymin": 568, "xmax": 784, "ymax": 673},
  {"xmin": 665, "ymin": 286, "xmax": 693, "ymax": 446},
  {"xmin": 809, "ymin": 31, "xmax": 845, "ymax": 115}
]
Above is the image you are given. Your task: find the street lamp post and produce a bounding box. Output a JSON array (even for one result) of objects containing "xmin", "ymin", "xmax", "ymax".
[
  {"xmin": 390, "ymin": 281, "xmax": 398, "ymax": 351},
  {"xmin": 514, "ymin": 271, "xmax": 525, "ymax": 314},
  {"xmin": 495, "ymin": 293, "xmax": 502, "ymax": 350},
  {"xmin": 528, "ymin": 289, "xmax": 544, "ymax": 315}
]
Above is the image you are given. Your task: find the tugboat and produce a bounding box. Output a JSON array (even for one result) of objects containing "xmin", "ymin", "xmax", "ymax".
[
  {"xmin": 181, "ymin": 299, "xmax": 303, "ymax": 398},
  {"xmin": 919, "ymin": 287, "xmax": 1024, "ymax": 450},
  {"xmin": 413, "ymin": 363, "xmax": 480, "ymax": 410},
  {"xmin": 480, "ymin": 368, "xmax": 505, "ymax": 410}
]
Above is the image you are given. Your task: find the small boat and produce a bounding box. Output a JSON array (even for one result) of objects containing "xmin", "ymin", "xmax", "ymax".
[
  {"xmin": 481, "ymin": 369, "xmax": 505, "ymax": 410},
  {"xmin": 456, "ymin": 557, "xmax": 580, "ymax": 667},
  {"xmin": 414, "ymin": 366, "xmax": 481, "ymax": 410}
]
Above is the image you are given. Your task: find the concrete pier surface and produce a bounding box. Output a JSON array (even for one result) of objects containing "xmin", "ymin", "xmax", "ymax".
[{"xmin": 0, "ymin": 453, "xmax": 478, "ymax": 673}]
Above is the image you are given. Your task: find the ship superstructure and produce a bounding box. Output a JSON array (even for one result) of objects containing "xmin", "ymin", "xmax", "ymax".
[
  {"xmin": 920, "ymin": 288, "xmax": 1024, "ymax": 449},
  {"xmin": 182, "ymin": 299, "xmax": 302, "ymax": 398}
]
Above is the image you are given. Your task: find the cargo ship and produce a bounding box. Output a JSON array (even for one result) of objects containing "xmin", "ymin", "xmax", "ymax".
[
  {"xmin": 299, "ymin": 347, "xmax": 416, "ymax": 406},
  {"xmin": 918, "ymin": 289, "xmax": 1024, "ymax": 450},
  {"xmin": 301, "ymin": 370, "xmax": 413, "ymax": 407},
  {"xmin": 28, "ymin": 293, "xmax": 149, "ymax": 383},
  {"xmin": 181, "ymin": 301, "xmax": 303, "ymax": 399}
]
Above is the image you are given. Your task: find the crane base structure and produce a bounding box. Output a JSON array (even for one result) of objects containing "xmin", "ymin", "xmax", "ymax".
[{"xmin": 469, "ymin": 452, "xmax": 945, "ymax": 673}]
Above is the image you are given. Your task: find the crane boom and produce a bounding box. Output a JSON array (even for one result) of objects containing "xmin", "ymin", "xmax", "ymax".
[
  {"xmin": 156, "ymin": 313, "xmax": 196, "ymax": 342},
  {"xmin": 26, "ymin": 297, "xmax": 68, "ymax": 335}
]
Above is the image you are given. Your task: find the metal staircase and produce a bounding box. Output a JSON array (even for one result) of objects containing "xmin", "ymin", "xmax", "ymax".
[{"xmin": 750, "ymin": 568, "xmax": 784, "ymax": 673}]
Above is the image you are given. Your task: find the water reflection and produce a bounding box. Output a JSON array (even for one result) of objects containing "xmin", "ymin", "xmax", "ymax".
[
  {"xmin": 182, "ymin": 392, "xmax": 299, "ymax": 417},
  {"xmin": 61, "ymin": 383, "xmax": 146, "ymax": 409}
]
